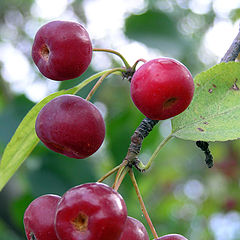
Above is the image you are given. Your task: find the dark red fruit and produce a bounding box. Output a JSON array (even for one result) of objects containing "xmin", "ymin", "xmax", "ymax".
[
  {"xmin": 130, "ymin": 58, "xmax": 194, "ymax": 120},
  {"xmin": 23, "ymin": 194, "xmax": 61, "ymax": 240},
  {"xmin": 155, "ymin": 234, "xmax": 188, "ymax": 240},
  {"xmin": 32, "ymin": 20, "xmax": 92, "ymax": 80},
  {"xmin": 54, "ymin": 182, "xmax": 127, "ymax": 240},
  {"xmin": 119, "ymin": 216, "xmax": 149, "ymax": 240},
  {"xmin": 35, "ymin": 94, "xmax": 105, "ymax": 159}
]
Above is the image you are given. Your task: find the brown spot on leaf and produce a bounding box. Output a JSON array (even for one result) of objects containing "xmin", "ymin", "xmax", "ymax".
[
  {"xmin": 197, "ymin": 128, "xmax": 204, "ymax": 132},
  {"xmin": 200, "ymin": 115, "xmax": 205, "ymax": 119},
  {"xmin": 212, "ymin": 84, "xmax": 216, "ymax": 88},
  {"xmin": 230, "ymin": 79, "xmax": 239, "ymax": 91},
  {"xmin": 197, "ymin": 83, "xmax": 200, "ymax": 87}
]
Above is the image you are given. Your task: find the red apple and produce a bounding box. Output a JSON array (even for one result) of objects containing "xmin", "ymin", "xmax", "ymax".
[
  {"xmin": 119, "ymin": 216, "xmax": 149, "ymax": 240},
  {"xmin": 55, "ymin": 182, "xmax": 127, "ymax": 240},
  {"xmin": 32, "ymin": 20, "xmax": 92, "ymax": 81},
  {"xmin": 130, "ymin": 58, "xmax": 194, "ymax": 120},
  {"xmin": 23, "ymin": 194, "xmax": 61, "ymax": 240},
  {"xmin": 35, "ymin": 94, "xmax": 105, "ymax": 159}
]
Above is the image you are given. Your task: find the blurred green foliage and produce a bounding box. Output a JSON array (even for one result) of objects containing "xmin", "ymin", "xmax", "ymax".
[{"xmin": 0, "ymin": 1, "xmax": 240, "ymax": 240}]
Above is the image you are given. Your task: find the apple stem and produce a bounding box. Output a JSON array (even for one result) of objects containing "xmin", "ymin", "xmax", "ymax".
[
  {"xmin": 129, "ymin": 168, "xmax": 159, "ymax": 239},
  {"xmin": 114, "ymin": 166, "xmax": 130, "ymax": 191},
  {"xmin": 85, "ymin": 67, "xmax": 126, "ymax": 101},
  {"xmin": 93, "ymin": 48, "xmax": 131, "ymax": 69},
  {"xmin": 71, "ymin": 69, "xmax": 115, "ymax": 94},
  {"xmin": 112, "ymin": 160, "xmax": 128, "ymax": 190},
  {"xmin": 131, "ymin": 58, "xmax": 147, "ymax": 72},
  {"xmin": 135, "ymin": 134, "xmax": 173, "ymax": 171},
  {"xmin": 97, "ymin": 165, "xmax": 121, "ymax": 183}
]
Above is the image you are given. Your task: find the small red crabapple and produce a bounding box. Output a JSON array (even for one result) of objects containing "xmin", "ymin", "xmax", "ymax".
[
  {"xmin": 35, "ymin": 94, "xmax": 105, "ymax": 159},
  {"xmin": 32, "ymin": 20, "xmax": 92, "ymax": 80},
  {"xmin": 119, "ymin": 216, "xmax": 149, "ymax": 240},
  {"xmin": 54, "ymin": 182, "xmax": 128, "ymax": 240},
  {"xmin": 130, "ymin": 58, "xmax": 194, "ymax": 120},
  {"xmin": 23, "ymin": 194, "xmax": 61, "ymax": 240}
]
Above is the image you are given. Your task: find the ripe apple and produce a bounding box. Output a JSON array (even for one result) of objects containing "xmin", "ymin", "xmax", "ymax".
[{"xmin": 32, "ymin": 20, "xmax": 92, "ymax": 81}]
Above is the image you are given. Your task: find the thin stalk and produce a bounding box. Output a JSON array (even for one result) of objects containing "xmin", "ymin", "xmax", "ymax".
[
  {"xmin": 112, "ymin": 160, "xmax": 128, "ymax": 190},
  {"xmin": 131, "ymin": 58, "xmax": 147, "ymax": 72},
  {"xmin": 136, "ymin": 134, "xmax": 173, "ymax": 171},
  {"xmin": 93, "ymin": 48, "xmax": 131, "ymax": 69},
  {"xmin": 97, "ymin": 165, "xmax": 120, "ymax": 183},
  {"xmin": 86, "ymin": 68, "xmax": 125, "ymax": 101},
  {"xmin": 72, "ymin": 69, "xmax": 114, "ymax": 94},
  {"xmin": 114, "ymin": 166, "xmax": 130, "ymax": 191},
  {"xmin": 129, "ymin": 169, "xmax": 158, "ymax": 239}
]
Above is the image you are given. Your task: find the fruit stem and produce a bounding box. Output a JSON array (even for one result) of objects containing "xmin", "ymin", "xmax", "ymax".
[
  {"xmin": 72, "ymin": 69, "xmax": 116, "ymax": 94},
  {"xmin": 86, "ymin": 67, "xmax": 126, "ymax": 101},
  {"xmin": 97, "ymin": 165, "xmax": 121, "ymax": 183},
  {"xmin": 131, "ymin": 58, "xmax": 147, "ymax": 72},
  {"xmin": 114, "ymin": 166, "xmax": 130, "ymax": 191},
  {"xmin": 136, "ymin": 134, "xmax": 173, "ymax": 171},
  {"xmin": 93, "ymin": 48, "xmax": 131, "ymax": 69},
  {"xmin": 112, "ymin": 160, "xmax": 128, "ymax": 190},
  {"xmin": 129, "ymin": 168, "xmax": 158, "ymax": 239}
]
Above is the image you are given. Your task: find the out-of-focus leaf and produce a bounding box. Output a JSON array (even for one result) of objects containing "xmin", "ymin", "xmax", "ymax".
[
  {"xmin": 172, "ymin": 62, "xmax": 240, "ymax": 141},
  {"xmin": 125, "ymin": 9, "xmax": 185, "ymax": 56},
  {"xmin": 10, "ymin": 193, "xmax": 33, "ymax": 231},
  {"xmin": 230, "ymin": 8, "xmax": 240, "ymax": 23},
  {"xmin": 0, "ymin": 219, "xmax": 22, "ymax": 240}
]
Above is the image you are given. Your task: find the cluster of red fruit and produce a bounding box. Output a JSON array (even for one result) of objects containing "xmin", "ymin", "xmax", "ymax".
[
  {"xmin": 24, "ymin": 182, "xmax": 187, "ymax": 240},
  {"xmin": 32, "ymin": 20, "xmax": 194, "ymax": 159},
  {"xmin": 24, "ymin": 20, "xmax": 195, "ymax": 239}
]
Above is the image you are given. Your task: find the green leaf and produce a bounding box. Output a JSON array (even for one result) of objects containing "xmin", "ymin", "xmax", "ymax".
[
  {"xmin": 230, "ymin": 8, "xmax": 240, "ymax": 23},
  {"xmin": 124, "ymin": 10, "xmax": 185, "ymax": 56},
  {"xmin": 171, "ymin": 62, "xmax": 240, "ymax": 142},
  {"xmin": 0, "ymin": 70, "xmax": 110, "ymax": 191}
]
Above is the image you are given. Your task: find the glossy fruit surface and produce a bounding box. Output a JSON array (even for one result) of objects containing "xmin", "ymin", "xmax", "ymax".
[
  {"xmin": 130, "ymin": 58, "xmax": 194, "ymax": 120},
  {"xmin": 155, "ymin": 234, "xmax": 188, "ymax": 240},
  {"xmin": 35, "ymin": 94, "xmax": 105, "ymax": 159},
  {"xmin": 119, "ymin": 216, "xmax": 149, "ymax": 240},
  {"xmin": 23, "ymin": 194, "xmax": 61, "ymax": 240},
  {"xmin": 32, "ymin": 20, "xmax": 92, "ymax": 80},
  {"xmin": 55, "ymin": 182, "xmax": 127, "ymax": 240}
]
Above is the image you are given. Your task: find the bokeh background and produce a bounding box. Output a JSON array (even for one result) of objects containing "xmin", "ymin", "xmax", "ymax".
[{"xmin": 1, "ymin": 0, "xmax": 240, "ymax": 239}]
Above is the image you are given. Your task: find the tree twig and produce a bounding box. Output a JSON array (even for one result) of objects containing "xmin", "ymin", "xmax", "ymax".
[
  {"xmin": 221, "ymin": 26, "xmax": 240, "ymax": 63},
  {"xmin": 124, "ymin": 117, "xmax": 159, "ymax": 170}
]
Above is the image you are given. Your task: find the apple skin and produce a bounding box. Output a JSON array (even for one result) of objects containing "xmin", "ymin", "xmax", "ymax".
[
  {"xmin": 154, "ymin": 234, "xmax": 188, "ymax": 240},
  {"xmin": 130, "ymin": 58, "xmax": 194, "ymax": 120},
  {"xmin": 23, "ymin": 194, "xmax": 61, "ymax": 240},
  {"xmin": 32, "ymin": 20, "xmax": 92, "ymax": 81},
  {"xmin": 54, "ymin": 182, "xmax": 128, "ymax": 240},
  {"xmin": 119, "ymin": 216, "xmax": 149, "ymax": 240},
  {"xmin": 35, "ymin": 94, "xmax": 105, "ymax": 159}
]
